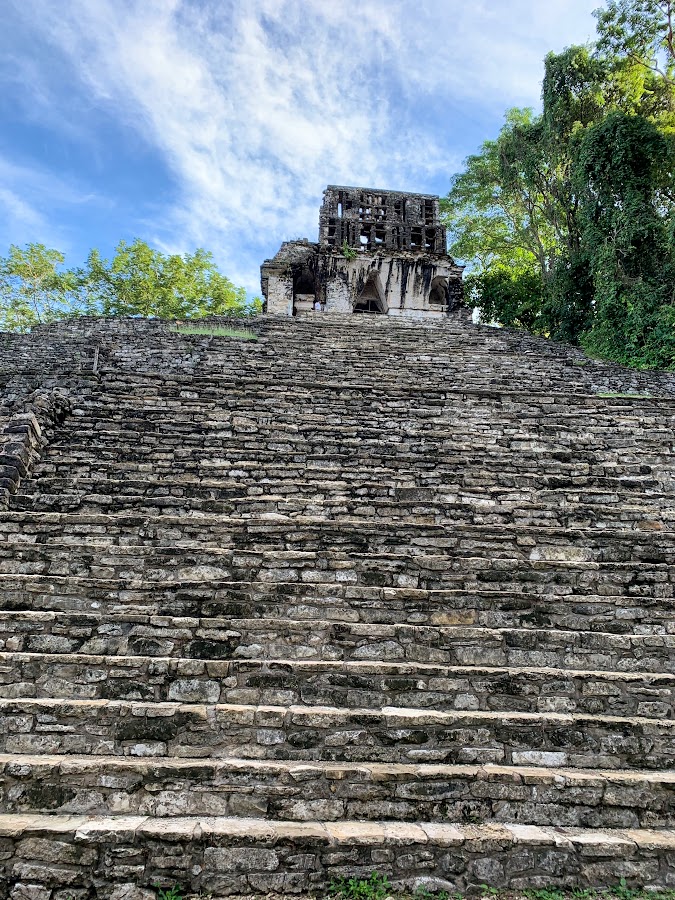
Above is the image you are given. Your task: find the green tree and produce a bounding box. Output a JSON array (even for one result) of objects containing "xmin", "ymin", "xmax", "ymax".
[
  {"xmin": 575, "ymin": 111, "xmax": 675, "ymax": 367},
  {"xmin": 0, "ymin": 239, "xmax": 257, "ymax": 332},
  {"xmin": 0, "ymin": 243, "xmax": 80, "ymax": 332},
  {"xmin": 444, "ymin": 24, "xmax": 675, "ymax": 367},
  {"xmin": 82, "ymin": 239, "xmax": 250, "ymax": 319},
  {"xmin": 443, "ymin": 48, "xmax": 611, "ymax": 339},
  {"xmin": 595, "ymin": 0, "xmax": 675, "ymax": 87},
  {"xmin": 442, "ymin": 108, "xmax": 557, "ymax": 279}
]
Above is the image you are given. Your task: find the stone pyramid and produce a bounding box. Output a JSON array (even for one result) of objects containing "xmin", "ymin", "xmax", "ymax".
[{"xmin": 0, "ymin": 313, "xmax": 674, "ymax": 897}]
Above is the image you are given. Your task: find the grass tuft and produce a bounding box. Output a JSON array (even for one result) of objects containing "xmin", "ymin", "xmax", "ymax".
[
  {"xmin": 148, "ymin": 875, "xmax": 675, "ymax": 900},
  {"xmin": 155, "ymin": 885, "xmax": 184, "ymax": 900},
  {"xmin": 595, "ymin": 391, "xmax": 655, "ymax": 399},
  {"xmin": 172, "ymin": 324, "xmax": 258, "ymax": 339}
]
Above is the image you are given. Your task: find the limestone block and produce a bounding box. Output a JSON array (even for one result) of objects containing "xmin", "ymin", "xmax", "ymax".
[
  {"xmin": 203, "ymin": 846, "xmax": 279, "ymax": 872},
  {"xmin": 10, "ymin": 886, "xmax": 51, "ymax": 900},
  {"xmin": 106, "ymin": 888, "xmax": 155, "ymax": 900}
]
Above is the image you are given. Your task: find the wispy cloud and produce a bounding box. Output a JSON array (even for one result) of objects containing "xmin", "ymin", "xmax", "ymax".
[
  {"xmin": 6, "ymin": 0, "xmax": 599, "ymax": 292},
  {"xmin": 397, "ymin": 0, "xmax": 598, "ymax": 108},
  {"xmin": 0, "ymin": 155, "xmax": 107, "ymax": 252}
]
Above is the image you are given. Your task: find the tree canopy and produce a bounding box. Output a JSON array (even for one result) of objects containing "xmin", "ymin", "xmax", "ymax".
[
  {"xmin": 443, "ymin": 0, "xmax": 675, "ymax": 369},
  {"xmin": 0, "ymin": 239, "xmax": 257, "ymax": 332},
  {"xmin": 0, "ymin": 244, "xmax": 79, "ymax": 332}
]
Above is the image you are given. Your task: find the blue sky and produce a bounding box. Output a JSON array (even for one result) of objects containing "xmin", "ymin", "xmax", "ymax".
[{"xmin": 1, "ymin": 0, "xmax": 599, "ymax": 295}]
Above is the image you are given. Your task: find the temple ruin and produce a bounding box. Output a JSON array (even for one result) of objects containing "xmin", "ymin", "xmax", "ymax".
[{"xmin": 261, "ymin": 185, "xmax": 465, "ymax": 318}]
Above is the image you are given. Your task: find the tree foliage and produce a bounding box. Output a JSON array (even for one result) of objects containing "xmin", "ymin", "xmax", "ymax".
[
  {"xmin": 575, "ymin": 112, "xmax": 675, "ymax": 365},
  {"xmin": 81, "ymin": 240, "xmax": 249, "ymax": 319},
  {"xmin": 0, "ymin": 239, "xmax": 256, "ymax": 332},
  {"xmin": 443, "ymin": 2, "xmax": 675, "ymax": 369},
  {"xmin": 0, "ymin": 244, "xmax": 79, "ymax": 332},
  {"xmin": 595, "ymin": 0, "xmax": 675, "ymax": 87}
]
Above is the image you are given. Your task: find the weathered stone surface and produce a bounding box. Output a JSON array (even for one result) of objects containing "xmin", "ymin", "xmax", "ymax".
[
  {"xmin": 262, "ymin": 186, "xmax": 465, "ymax": 317},
  {"xmin": 0, "ymin": 313, "xmax": 674, "ymax": 893}
]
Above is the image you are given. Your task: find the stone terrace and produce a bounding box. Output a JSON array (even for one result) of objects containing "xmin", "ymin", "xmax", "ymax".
[{"xmin": 0, "ymin": 314, "xmax": 674, "ymax": 897}]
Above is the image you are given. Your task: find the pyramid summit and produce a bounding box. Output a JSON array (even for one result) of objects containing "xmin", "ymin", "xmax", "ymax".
[{"xmin": 261, "ymin": 185, "xmax": 465, "ymax": 317}]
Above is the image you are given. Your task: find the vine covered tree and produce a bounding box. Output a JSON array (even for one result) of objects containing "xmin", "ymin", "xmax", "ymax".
[
  {"xmin": 575, "ymin": 112, "xmax": 675, "ymax": 366},
  {"xmin": 444, "ymin": 2, "xmax": 675, "ymax": 369}
]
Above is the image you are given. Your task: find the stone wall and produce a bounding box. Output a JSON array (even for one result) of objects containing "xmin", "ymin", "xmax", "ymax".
[{"xmin": 318, "ymin": 185, "xmax": 447, "ymax": 255}]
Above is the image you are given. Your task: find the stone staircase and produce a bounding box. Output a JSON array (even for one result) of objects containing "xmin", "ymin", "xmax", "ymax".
[{"xmin": 0, "ymin": 313, "xmax": 674, "ymax": 897}]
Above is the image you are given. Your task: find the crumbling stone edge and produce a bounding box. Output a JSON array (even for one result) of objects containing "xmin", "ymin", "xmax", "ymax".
[
  {"xmin": 0, "ymin": 387, "xmax": 71, "ymax": 509},
  {"xmin": 1, "ymin": 817, "xmax": 675, "ymax": 897}
]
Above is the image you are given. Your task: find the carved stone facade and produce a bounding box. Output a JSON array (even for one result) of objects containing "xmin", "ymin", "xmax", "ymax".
[{"xmin": 261, "ymin": 185, "xmax": 465, "ymax": 318}]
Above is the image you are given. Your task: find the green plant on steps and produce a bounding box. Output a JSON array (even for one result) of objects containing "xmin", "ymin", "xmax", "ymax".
[
  {"xmin": 155, "ymin": 885, "xmax": 183, "ymax": 900},
  {"xmin": 91, "ymin": 880, "xmax": 675, "ymax": 900},
  {"xmin": 172, "ymin": 324, "xmax": 257, "ymax": 339},
  {"xmin": 524, "ymin": 889, "xmax": 569, "ymax": 900},
  {"xmin": 328, "ymin": 871, "xmax": 392, "ymax": 900},
  {"xmin": 413, "ymin": 886, "xmax": 454, "ymax": 900},
  {"xmin": 521, "ymin": 885, "xmax": 675, "ymax": 900}
]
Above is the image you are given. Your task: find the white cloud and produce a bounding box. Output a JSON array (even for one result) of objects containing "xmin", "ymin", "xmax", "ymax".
[
  {"xmin": 8, "ymin": 0, "xmax": 599, "ymax": 292},
  {"xmin": 398, "ymin": 0, "xmax": 598, "ymax": 109},
  {"xmin": 0, "ymin": 186, "xmax": 46, "ymax": 242}
]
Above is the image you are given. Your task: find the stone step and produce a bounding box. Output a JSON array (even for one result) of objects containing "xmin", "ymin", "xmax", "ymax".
[
  {"xmin": 36, "ymin": 438, "xmax": 673, "ymax": 479},
  {"xmin": 0, "ymin": 337, "xmax": 609, "ymax": 365},
  {"xmin": 34, "ymin": 458, "xmax": 669, "ymax": 494},
  {"xmin": 4, "ymin": 512, "xmax": 674, "ymax": 564},
  {"xmin": 35, "ymin": 380, "xmax": 675, "ymax": 418},
  {"xmin": 1, "ymin": 812, "xmax": 675, "ymax": 894},
  {"xmin": 2, "ymin": 754, "xmax": 675, "ymax": 829},
  {"xmin": 9, "ymin": 313, "xmax": 675, "ymax": 384},
  {"xmin": 1, "ymin": 652, "xmax": 672, "ymax": 719},
  {"xmin": 65, "ymin": 384, "xmax": 674, "ymax": 408},
  {"xmin": 94, "ymin": 348, "xmax": 673, "ymax": 383},
  {"xmin": 1, "ymin": 613, "xmax": 674, "ymax": 674},
  {"xmin": 93, "ymin": 339, "xmax": 672, "ymax": 370},
  {"xmin": 39, "ymin": 382, "xmax": 675, "ymax": 422},
  {"xmin": 46, "ymin": 388, "xmax": 675, "ymax": 420},
  {"xmin": 94, "ymin": 366, "xmax": 675, "ymax": 398},
  {"xmin": 3, "ymin": 308, "xmax": 647, "ymax": 342},
  {"xmin": 93, "ymin": 352, "xmax": 675, "ymax": 390},
  {"xmin": 29, "ymin": 353, "xmax": 653, "ymax": 388},
  {"xmin": 12, "ymin": 488, "xmax": 675, "ymax": 531},
  {"xmin": 39, "ymin": 407, "xmax": 675, "ymax": 448},
  {"xmin": 36, "ymin": 430, "xmax": 669, "ymax": 460},
  {"xmin": 18, "ymin": 472, "xmax": 670, "ymax": 503},
  {"xmin": 35, "ymin": 450, "xmax": 670, "ymax": 488},
  {"xmin": 18, "ymin": 342, "xmax": 658, "ymax": 387},
  {"xmin": 0, "ymin": 544, "xmax": 671, "ymax": 597},
  {"xmin": 74, "ymin": 349, "xmax": 675, "ymax": 379},
  {"xmin": 1, "ymin": 698, "xmax": 674, "ymax": 769},
  {"xmin": 2, "ymin": 574, "xmax": 674, "ymax": 632},
  {"xmin": 11, "ymin": 489, "xmax": 673, "ymax": 529},
  {"xmin": 35, "ymin": 436, "xmax": 672, "ymax": 482}
]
